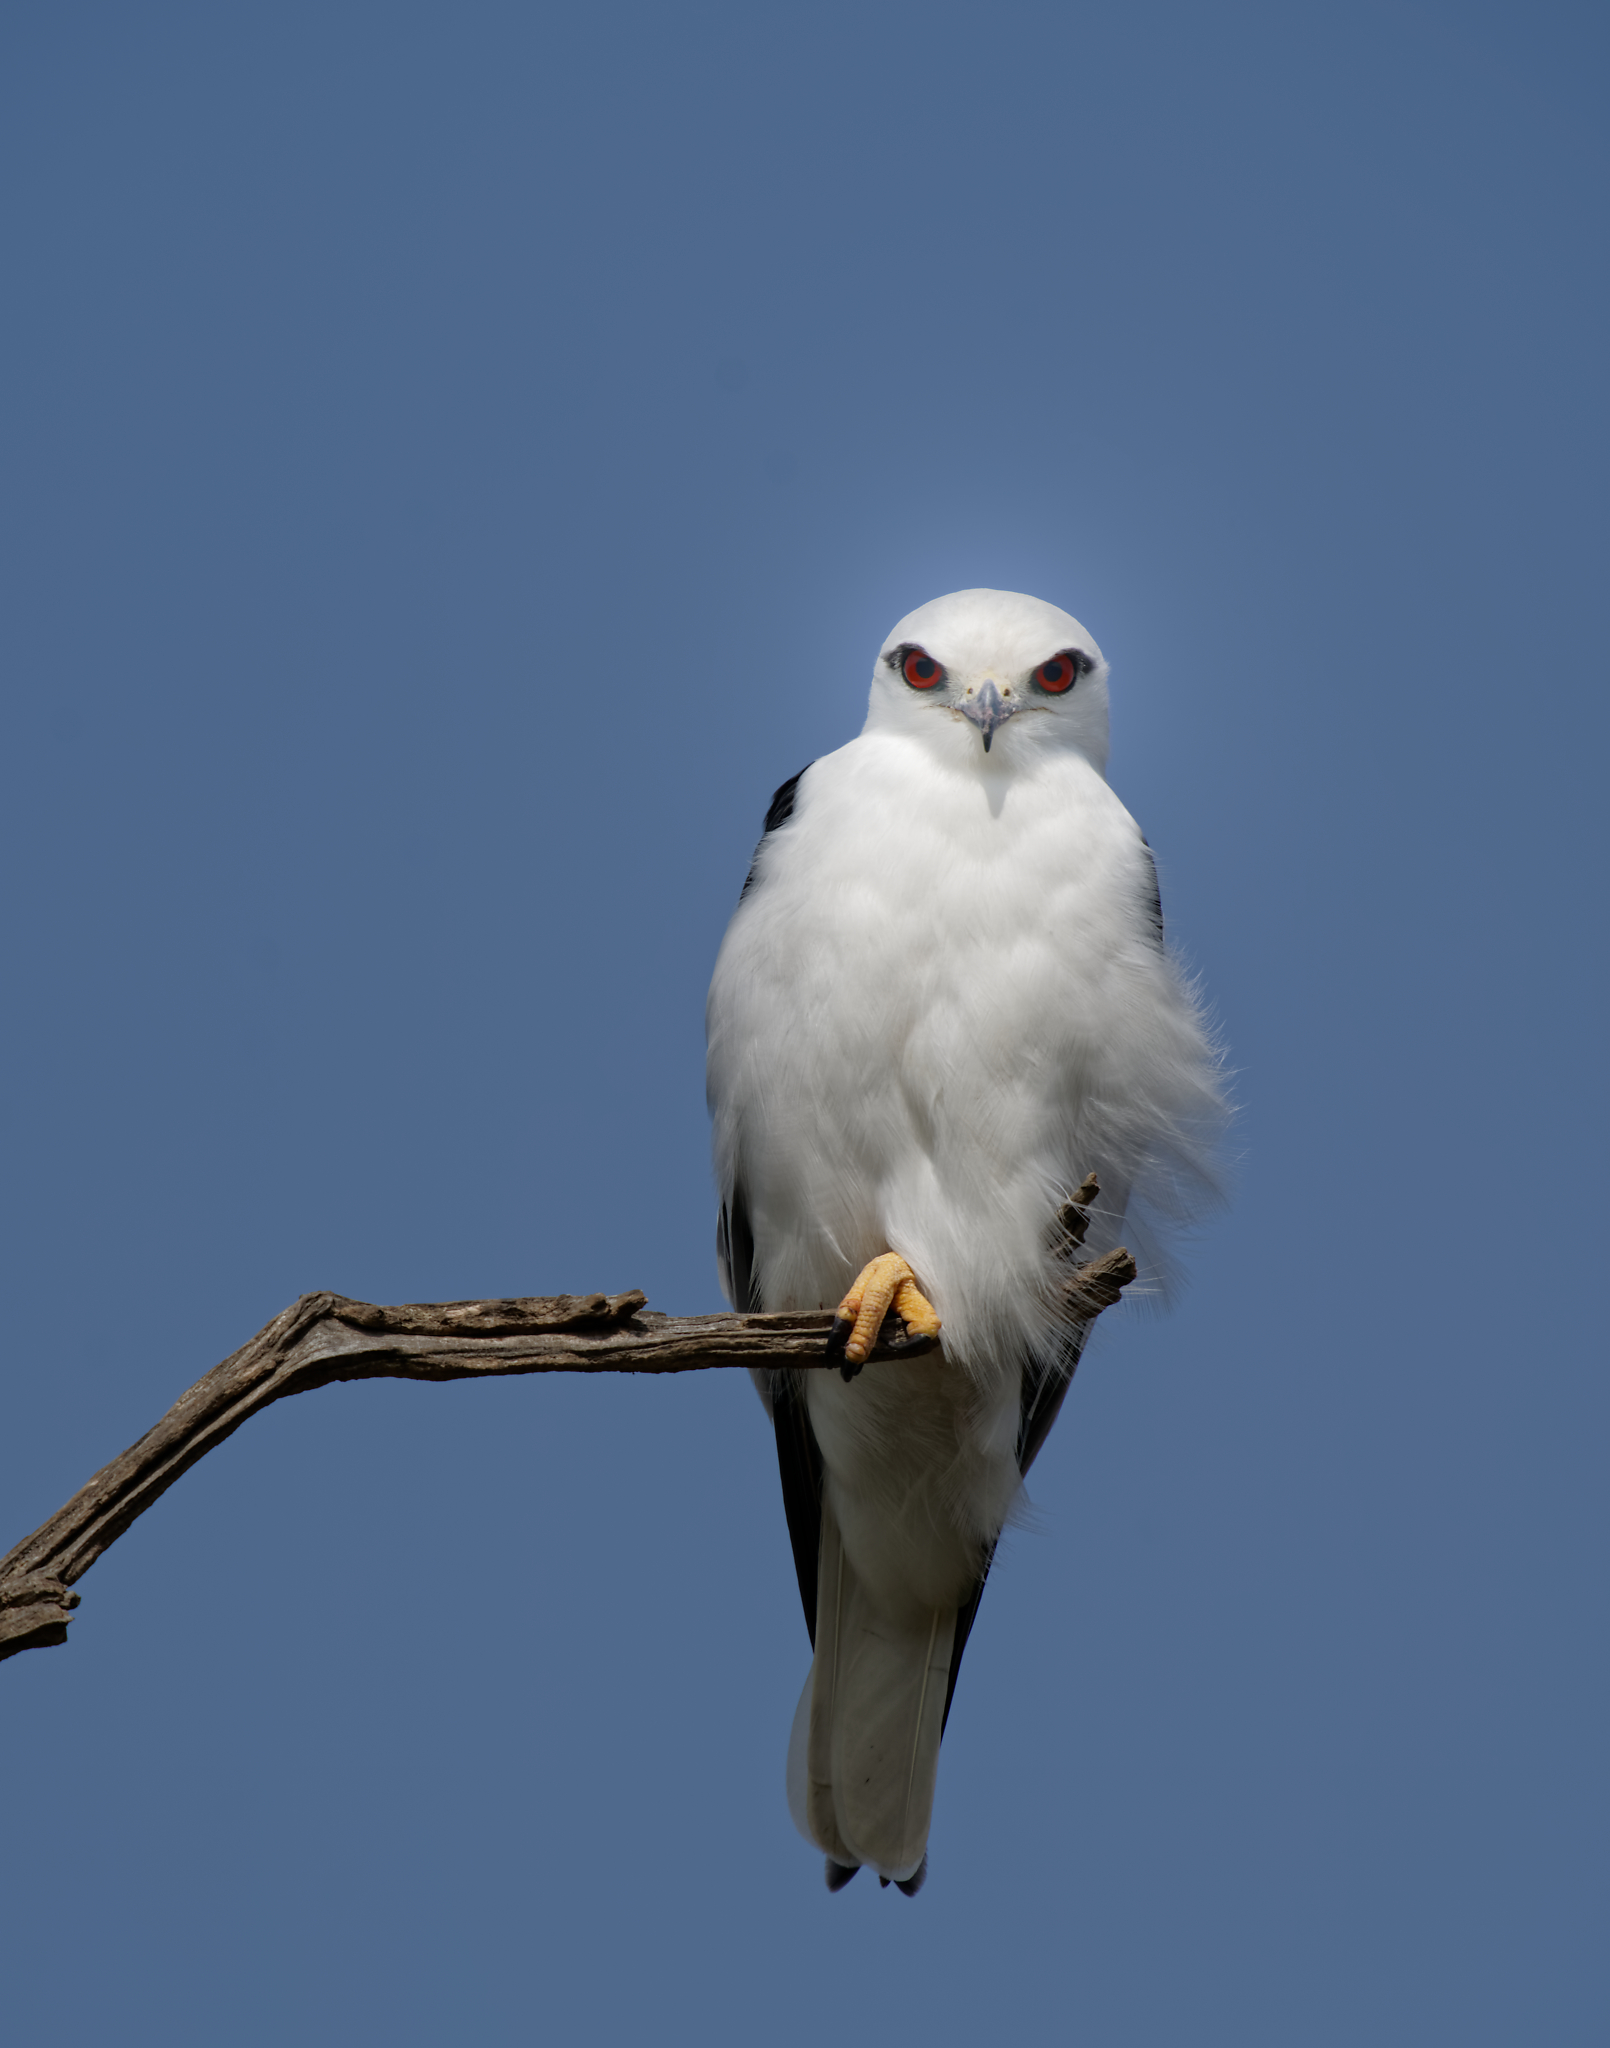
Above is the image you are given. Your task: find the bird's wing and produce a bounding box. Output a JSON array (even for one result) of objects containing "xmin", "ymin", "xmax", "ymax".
[
  {"xmin": 715, "ymin": 1179, "xmax": 759, "ymax": 1315},
  {"xmin": 939, "ymin": 1324, "xmax": 1093, "ymax": 1730},
  {"xmin": 720, "ymin": 764, "xmax": 827, "ymax": 1639},
  {"xmin": 772, "ymin": 1364, "xmax": 825, "ymax": 1648},
  {"xmin": 1016, "ymin": 1323, "xmax": 1094, "ymax": 1478},
  {"xmin": 1138, "ymin": 833, "xmax": 1165, "ymax": 949},
  {"xmin": 719, "ymin": 1167, "xmax": 825, "ymax": 1647}
]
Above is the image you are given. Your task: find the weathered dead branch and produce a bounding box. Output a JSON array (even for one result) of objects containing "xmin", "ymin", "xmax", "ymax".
[{"xmin": 0, "ymin": 1250, "xmax": 1136, "ymax": 1666}]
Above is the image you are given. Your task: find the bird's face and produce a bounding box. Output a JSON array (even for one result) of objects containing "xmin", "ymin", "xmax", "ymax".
[{"xmin": 866, "ymin": 588, "xmax": 1110, "ymax": 776}]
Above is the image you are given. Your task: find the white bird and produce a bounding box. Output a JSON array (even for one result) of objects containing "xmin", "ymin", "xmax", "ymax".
[{"xmin": 706, "ymin": 588, "xmax": 1224, "ymax": 1894}]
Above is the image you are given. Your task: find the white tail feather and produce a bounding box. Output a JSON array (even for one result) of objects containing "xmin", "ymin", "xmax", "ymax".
[{"xmin": 794, "ymin": 1495, "xmax": 955, "ymax": 1881}]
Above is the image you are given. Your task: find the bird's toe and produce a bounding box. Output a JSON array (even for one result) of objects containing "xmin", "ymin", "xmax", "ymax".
[{"xmin": 831, "ymin": 1253, "xmax": 942, "ymax": 1369}]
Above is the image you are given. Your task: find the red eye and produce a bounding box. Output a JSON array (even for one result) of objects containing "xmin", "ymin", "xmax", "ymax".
[
  {"xmin": 902, "ymin": 647, "xmax": 945, "ymax": 690},
  {"xmin": 1033, "ymin": 651, "xmax": 1084, "ymax": 694}
]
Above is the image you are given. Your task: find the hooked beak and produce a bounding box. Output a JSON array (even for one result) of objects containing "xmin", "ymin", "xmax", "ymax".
[{"xmin": 958, "ymin": 679, "xmax": 1020, "ymax": 753}]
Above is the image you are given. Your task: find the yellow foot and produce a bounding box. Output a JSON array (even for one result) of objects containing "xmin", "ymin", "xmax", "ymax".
[{"xmin": 827, "ymin": 1253, "xmax": 942, "ymax": 1378}]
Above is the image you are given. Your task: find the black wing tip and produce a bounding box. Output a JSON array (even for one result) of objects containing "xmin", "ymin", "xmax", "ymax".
[
  {"xmin": 826, "ymin": 1859, "xmax": 860, "ymax": 1892},
  {"xmin": 772, "ymin": 1373, "xmax": 824, "ymax": 1648},
  {"xmin": 894, "ymin": 1854, "xmax": 928, "ymax": 1897}
]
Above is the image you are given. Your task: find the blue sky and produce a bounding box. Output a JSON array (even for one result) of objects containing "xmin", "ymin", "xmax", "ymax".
[{"xmin": 2, "ymin": 4, "xmax": 1606, "ymax": 2043}]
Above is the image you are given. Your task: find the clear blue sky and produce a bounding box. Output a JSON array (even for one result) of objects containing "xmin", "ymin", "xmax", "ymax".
[{"xmin": 3, "ymin": 4, "xmax": 1606, "ymax": 2043}]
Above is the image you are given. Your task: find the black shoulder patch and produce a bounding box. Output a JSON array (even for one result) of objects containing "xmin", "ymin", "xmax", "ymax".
[
  {"xmin": 763, "ymin": 767, "xmax": 808, "ymax": 835},
  {"xmin": 740, "ymin": 764, "xmax": 812, "ymax": 901}
]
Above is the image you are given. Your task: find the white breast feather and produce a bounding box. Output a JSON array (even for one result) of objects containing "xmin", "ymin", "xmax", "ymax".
[{"xmin": 708, "ymin": 726, "xmax": 1221, "ymax": 1374}]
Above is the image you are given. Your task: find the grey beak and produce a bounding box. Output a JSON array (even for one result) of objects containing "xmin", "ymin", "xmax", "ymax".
[{"xmin": 958, "ymin": 679, "xmax": 1019, "ymax": 753}]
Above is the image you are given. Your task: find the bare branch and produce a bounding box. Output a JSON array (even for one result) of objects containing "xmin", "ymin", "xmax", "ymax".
[
  {"xmin": 1065, "ymin": 1246, "xmax": 1139, "ymax": 1315},
  {"xmin": 1, "ymin": 1258, "xmax": 1135, "ymax": 1666}
]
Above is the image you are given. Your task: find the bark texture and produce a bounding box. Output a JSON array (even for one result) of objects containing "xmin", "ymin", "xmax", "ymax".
[{"xmin": 0, "ymin": 1250, "xmax": 1135, "ymax": 1666}]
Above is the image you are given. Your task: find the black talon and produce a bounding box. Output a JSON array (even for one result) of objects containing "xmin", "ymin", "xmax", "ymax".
[
  {"xmin": 826, "ymin": 1317, "xmax": 863, "ymax": 1381},
  {"xmin": 877, "ymin": 1311, "xmax": 938, "ymax": 1359},
  {"xmin": 826, "ymin": 1858, "xmax": 860, "ymax": 1891},
  {"xmin": 825, "ymin": 1309, "xmax": 938, "ymax": 1380}
]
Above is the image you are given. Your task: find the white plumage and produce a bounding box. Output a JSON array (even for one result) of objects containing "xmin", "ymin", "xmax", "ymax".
[{"xmin": 706, "ymin": 588, "xmax": 1223, "ymax": 1892}]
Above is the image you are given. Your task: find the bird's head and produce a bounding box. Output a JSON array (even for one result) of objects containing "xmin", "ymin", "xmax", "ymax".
[{"xmin": 866, "ymin": 588, "xmax": 1110, "ymax": 775}]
